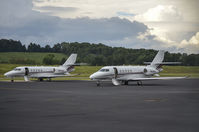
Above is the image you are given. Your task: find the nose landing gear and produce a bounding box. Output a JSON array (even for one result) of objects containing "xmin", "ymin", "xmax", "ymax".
[
  {"xmin": 11, "ymin": 78, "xmax": 14, "ymax": 82},
  {"xmin": 96, "ymin": 81, "xmax": 100, "ymax": 86}
]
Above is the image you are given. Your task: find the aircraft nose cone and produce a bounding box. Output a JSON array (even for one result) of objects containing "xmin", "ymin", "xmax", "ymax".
[
  {"xmin": 89, "ymin": 74, "xmax": 94, "ymax": 80},
  {"xmin": 89, "ymin": 72, "xmax": 100, "ymax": 80},
  {"xmin": 4, "ymin": 71, "xmax": 13, "ymax": 77},
  {"xmin": 4, "ymin": 72, "xmax": 9, "ymax": 77}
]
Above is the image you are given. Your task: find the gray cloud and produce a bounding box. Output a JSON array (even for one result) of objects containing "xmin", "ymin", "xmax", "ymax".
[
  {"xmin": 0, "ymin": 16, "xmax": 148, "ymax": 46},
  {"xmin": 2, "ymin": 0, "xmax": 190, "ymax": 53},
  {"xmin": 35, "ymin": 6, "xmax": 78, "ymax": 12},
  {"xmin": 0, "ymin": 0, "xmax": 149, "ymax": 46}
]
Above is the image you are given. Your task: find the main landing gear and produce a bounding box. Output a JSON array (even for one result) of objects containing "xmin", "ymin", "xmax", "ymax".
[
  {"xmin": 47, "ymin": 78, "xmax": 52, "ymax": 82},
  {"xmin": 38, "ymin": 78, "xmax": 43, "ymax": 81},
  {"xmin": 38, "ymin": 78, "xmax": 52, "ymax": 82},
  {"xmin": 137, "ymin": 81, "xmax": 143, "ymax": 86},
  {"xmin": 124, "ymin": 81, "xmax": 128, "ymax": 85},
  {"xmin": 122, "ymin": 80, "xmax": 143, "ymax": 86}
]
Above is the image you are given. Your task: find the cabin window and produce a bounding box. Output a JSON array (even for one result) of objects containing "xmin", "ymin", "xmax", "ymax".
[
  {"xmin": 14, "ymin": 68, "xmax": 21, "ymax": 71},
  {"xmin": 99, "ymin": 69, "xmax": 109, "ymax": 72}
]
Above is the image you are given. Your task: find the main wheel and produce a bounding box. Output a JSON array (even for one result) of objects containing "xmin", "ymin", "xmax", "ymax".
[
  {"xmin": 39, "ymin": 78, "xmax": 43, "ymax": 81},
  {"xmin": 137, "ymin": 81, "xmax": 143, "ymax": 86},
  {"xmin": 124, "ymin": 81, "xmax": 128, "ymax": 85}
]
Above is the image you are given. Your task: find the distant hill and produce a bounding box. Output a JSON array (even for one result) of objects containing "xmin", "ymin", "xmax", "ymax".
[
  {"xmin": 0, "ymin": 52, "xmax": 67, "ymax": 65},
  {"xmin": 0, "ymin": 39, "xmax": 199, "ymax": 66}
]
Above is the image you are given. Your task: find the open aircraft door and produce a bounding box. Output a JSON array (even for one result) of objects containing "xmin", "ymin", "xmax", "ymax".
[
  {"xmin": 24, "ymin": 67, "xmax": 29, "ymax": 81},
  {"xmin": 112, "ymin": 67, "xmax": 120, "ymax": 85}
]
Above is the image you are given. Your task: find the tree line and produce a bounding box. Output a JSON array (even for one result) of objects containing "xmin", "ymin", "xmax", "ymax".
[{"xmin": 0, "ymin": 39, "xmax": 199, "ymax": 66}]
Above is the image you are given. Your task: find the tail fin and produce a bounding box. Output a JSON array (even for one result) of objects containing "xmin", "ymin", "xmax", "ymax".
[
  {"xmin": 150, "ymin": 50, "xmax": 165, "ymax": 68},
  {"xmin": 62, "ymin": 54, "xmax": 77, "ymax": 67}
]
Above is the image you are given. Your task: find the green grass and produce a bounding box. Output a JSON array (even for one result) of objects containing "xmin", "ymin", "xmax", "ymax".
[
  {"xmin": 159, "ymin": 66, "xmax": 199, "ymax": 78},
  {"xmin": 0, "ymin": 64, "xmax": 199, "ymax": 81},
  {"xmin": 0, "ymin": 52, "xmax": 67, "ymax": 64}
]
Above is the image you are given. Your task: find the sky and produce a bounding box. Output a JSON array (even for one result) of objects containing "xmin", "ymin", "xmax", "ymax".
[{"xmin": 0, "ymin": 0, "xmax": 199, "ymax": 54}]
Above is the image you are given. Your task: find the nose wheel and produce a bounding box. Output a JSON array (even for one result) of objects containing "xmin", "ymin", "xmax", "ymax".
[{"xmin": 96, "ymin": 81, "xmax": 100, "ymax": 86}]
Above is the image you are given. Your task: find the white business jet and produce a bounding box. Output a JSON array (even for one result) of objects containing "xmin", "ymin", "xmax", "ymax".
[
  {"xmin": 89, "ymin": 50, "xmax": 186, "ymax": 86},
  {"xmin": 4, "ymin": 54, "xmax": 77, "ymax": 82}
]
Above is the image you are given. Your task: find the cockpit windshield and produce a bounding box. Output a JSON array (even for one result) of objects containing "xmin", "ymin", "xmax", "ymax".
[
  {"xmin": 13, "ymin": 68, "xmax": 21, "ymax": 71},
  {"xmin": 99, "ymin": 69, "xmax": 109, "ymax": 72}
]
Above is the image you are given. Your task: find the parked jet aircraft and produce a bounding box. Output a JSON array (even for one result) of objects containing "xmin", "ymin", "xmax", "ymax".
[
  {"xmin": 89, "ymin": 50, "xmax": 186, "ymax": 86},
  {"xmin": 4, "ymin": 54, "xmax": 77, "ymax": 82}
]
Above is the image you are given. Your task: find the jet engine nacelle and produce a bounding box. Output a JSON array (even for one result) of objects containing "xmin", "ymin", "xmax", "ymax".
[
  {"xmin": 54, "ymin": 68, "xmax": 66, "ymax": 73},
  {"xmin": 143, "ymin": 67, "xmax": 159, "ymax": 76}
]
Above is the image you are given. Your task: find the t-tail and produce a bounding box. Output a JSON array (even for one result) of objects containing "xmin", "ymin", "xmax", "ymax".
[
  {"xmin": 150, "ymin": 50, "xmax": 165, "ymax": 69},
  {"xmin": 61, "ymin": 54, "xmax": 77, "ymax": 72},
  {"xmin": 62, "ymin": 54, "xmax": 77, "ymax": 67},
  {"xmin": 144, "ymin": 50, "xmax": 181, "ymax": 70}
]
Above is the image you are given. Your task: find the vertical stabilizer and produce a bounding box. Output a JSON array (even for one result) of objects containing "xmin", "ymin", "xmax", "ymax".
[
  {"xmin": 150, "ymin": 50, "xmax": 165, "ymax": 68},
  {"xmin": 62, "ymin": 54, "xmax": 77, "ymax": 67}
]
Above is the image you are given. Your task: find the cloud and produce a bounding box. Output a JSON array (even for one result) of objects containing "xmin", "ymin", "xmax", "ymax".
[
  {"xmin": 0, "ymin": 0, "xmax": 149, "ymax": 46},
  {"xmin": 179, "ymin": 32, "xmax": 199, "ymax": 54},
  {"xmin": 134, "ymin": 5, "xmax": 183, "ymax": 22},
  {"xmin": 137, "ymin": 30, "xmax": 156, "ymax": 41},
  {"xmin": 0, "ymin": 0, "xmax": 199, "ymax": 54},
  {"xmin": 0, "ymin": 0, "xmax": 33, "ymax": 27},
  {"xmin": 132, "ymin": 4, "xmax": 199, "ymax": 54},
  {"xmin": 35, "ymin": 6, "xmax": 78, "ymax": 12}
]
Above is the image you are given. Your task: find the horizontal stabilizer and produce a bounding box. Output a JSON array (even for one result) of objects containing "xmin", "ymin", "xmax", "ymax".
[
  {"xmin": 144, "ymin": 62, "xmax": 182, "ymax": 65},
  {"xmin": 68, "ymin": 63, "xmax": 88, "ymax": 66}
]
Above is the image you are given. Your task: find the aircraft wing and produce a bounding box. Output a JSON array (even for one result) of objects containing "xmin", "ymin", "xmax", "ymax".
[
  {"xmin": 30, "ymin": 74, "xmax": 79, "ymax": 78},
  {"xmin": 127, "ymin": 76, "xmax": 187, "ymax": 81}
]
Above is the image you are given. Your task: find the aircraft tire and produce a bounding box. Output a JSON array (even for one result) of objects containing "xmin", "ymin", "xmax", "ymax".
[
  {"xmin": 124, "ymin": 81, "xmax": 128, "ymax": 85},
  {"xmin": 39, "ymin": 78, "xmax": 43, "ymax": 81}
]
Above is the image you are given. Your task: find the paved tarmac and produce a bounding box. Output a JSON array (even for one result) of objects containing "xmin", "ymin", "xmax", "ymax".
[{"xmin": 0, "ymin": 79, "xmax": 199, "ymax": 132}]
